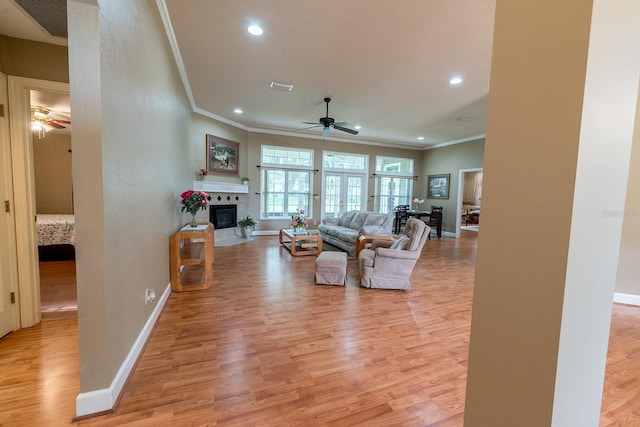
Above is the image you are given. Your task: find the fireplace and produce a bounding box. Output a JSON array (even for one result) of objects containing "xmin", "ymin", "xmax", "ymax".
[{"xmin": 210, "ymin": 204, "xmax": 237, "ymax": 229}]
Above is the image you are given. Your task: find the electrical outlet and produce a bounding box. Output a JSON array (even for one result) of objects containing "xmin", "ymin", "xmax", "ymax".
[{"xmin": 145, "ymin": 288, "xmax": 156, "ymax": 305}]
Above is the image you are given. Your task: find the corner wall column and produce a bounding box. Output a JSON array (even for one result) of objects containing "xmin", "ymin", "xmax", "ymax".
[{"xmin": 464, "ymin": 1, "xmax": 640, "ymax": 426}]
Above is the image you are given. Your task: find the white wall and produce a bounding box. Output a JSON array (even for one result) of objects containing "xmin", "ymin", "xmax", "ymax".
[{"xmin": 615, "ymin": 84, "xmax": 640, "ymax": 297}]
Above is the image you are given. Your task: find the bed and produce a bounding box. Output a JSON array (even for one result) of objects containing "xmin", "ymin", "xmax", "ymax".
[{"xmin": 36, "ymin": 214, "xmax": 75, "ymax": 246}]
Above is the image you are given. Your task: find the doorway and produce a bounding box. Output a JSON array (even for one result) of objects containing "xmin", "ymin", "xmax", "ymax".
[
  {"xmin": 456, "ymin": 168, "xmax": 483, "ymax": 237},
  {"xmin": 323, "ymin": 173, "xmax": 366, "ymax": 218},
  {"xmin": 30, "ymin": 89, "xmax": 77, "ymax": 318},
  {"xmin": 7, "ymin": 76, "xmax": 71, "ymax": 328}
]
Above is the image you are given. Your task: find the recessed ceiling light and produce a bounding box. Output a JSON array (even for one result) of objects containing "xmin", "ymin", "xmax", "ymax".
[
  {"xmin": 457, "ymin": 116, "xmax": 473, "ymax": 121},
  {"xmin": 449, "ymin": 76, "xmax": 463, "ymax": 85},
  {"xmin": 417, "ymin": 136, "xmax": 425, "ymax": 140},
  {"xmin": 247, "ymin": 25, "xmax": 263, "ymax": 36},
  {"xmin": 234, "ymin": 108, "xmax": 243, "ymax": 114},
  {"xmin": 354, "ymin": 125, "xmax": 362, "ymax": 130}
]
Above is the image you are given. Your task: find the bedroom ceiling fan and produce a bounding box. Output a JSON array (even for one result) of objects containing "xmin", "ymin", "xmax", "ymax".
[
  {"xmin": 31, "ymin": 106, "xmax": 71, "ymax": 138},
  {"xmin": 301, "ymin": 98, "xmax": 359, "ymax": 138}
]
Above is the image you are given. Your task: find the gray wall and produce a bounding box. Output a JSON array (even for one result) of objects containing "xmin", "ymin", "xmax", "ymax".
[
  {"xmin": 0, "ymin": 35, "xmax": 68, "ymax": 82},
  {"xmin": 33, "ymin": 133, "xmax": 73, "ymax": 214},
  {"xmin": 69, "ymin": 0, "xmax": 193, "ymax": 392},
  {"xmin": 421, "ymin": 138, "xmax": 485, "ymax": 233}
]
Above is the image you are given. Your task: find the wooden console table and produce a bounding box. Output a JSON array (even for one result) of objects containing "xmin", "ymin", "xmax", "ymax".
[
  {"xmin": 170, "ymin": 222, "xmax": 214, "ymax": 292},
  {"xmin": 279, "ymin": 228, "xmax": 323, "ymax": 256}
]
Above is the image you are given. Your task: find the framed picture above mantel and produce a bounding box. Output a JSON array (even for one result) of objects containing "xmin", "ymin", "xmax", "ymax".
[
  {"xmin": 206, "ymin": 134, "xmax": 239, "ymax": 175},
  {"xmin": 427, "ymin": 173, "xmax": 450, "ymax": 199}
]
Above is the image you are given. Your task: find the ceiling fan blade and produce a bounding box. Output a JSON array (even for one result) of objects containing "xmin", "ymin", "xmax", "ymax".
[
  {"xmin": 302, "ymin": 121, "xmax": 320, "ymax": 125},
  {"xmin": 333, "ymin": 124, "xmax": 359, "ymax": 135},
  {"xmin": 46, "ymin": 121, "xmax": 66, "ymax": 129},
  {"xmin": 334, "ymin": 121, "xmax": 351, "ymax": 127},
  {"xmin": 323, "ymin": 127, "xmax": 330, "ymax": 138},
  {"xmin": 297, "ymin": 125, "xmax": 321, "ymax": 131},
  {"xmin": 50, "ymin": 119, "xmax": 71, "ymax": 125}
]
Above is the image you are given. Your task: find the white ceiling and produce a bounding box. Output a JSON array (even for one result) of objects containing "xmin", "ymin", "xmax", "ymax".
[{"xmin": 0, "ymin": 0, "xmax": 496, "ymax": 149}]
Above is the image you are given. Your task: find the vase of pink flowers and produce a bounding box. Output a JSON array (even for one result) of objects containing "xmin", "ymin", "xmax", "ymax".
[
  {"xmin": 180, "ymin": 190, "xmax": 210, "ymax": 227},
  {"xmin": 196, "ymin": 168, "xmax": 207, "ymax": 181},
  {"xmin": 291, "ymin": 209, "xmax": 308, "ymax": 234}
]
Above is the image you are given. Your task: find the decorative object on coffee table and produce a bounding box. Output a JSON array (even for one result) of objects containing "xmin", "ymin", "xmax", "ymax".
[{"xmin": 290, "ymin": 209, "xmax": 308, "ymax": 233}]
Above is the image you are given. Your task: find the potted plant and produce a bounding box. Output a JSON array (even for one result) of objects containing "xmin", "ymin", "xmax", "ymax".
[
  {"xmin": 241, "ymin": 176, "xmax": 250, "ymax": 185},
  {"xmin": 237, "ymin": 215, "xmax": 257, "ymax": 238}
]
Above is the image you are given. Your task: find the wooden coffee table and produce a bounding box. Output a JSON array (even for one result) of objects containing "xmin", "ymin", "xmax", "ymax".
[{"xmin": 279, "ymin": 228, "xmax": 323, "ymax": 256}]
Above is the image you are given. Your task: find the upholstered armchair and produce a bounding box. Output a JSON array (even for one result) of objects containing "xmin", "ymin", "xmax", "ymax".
[{"xmin": 358, "ymin": 218, "xmax": 430, "ymax": 290}]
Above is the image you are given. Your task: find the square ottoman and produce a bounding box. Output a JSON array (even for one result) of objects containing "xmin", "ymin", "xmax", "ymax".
[{"xmin": 315, "ymin": 251, "xmax": 347, "ymax": 286}]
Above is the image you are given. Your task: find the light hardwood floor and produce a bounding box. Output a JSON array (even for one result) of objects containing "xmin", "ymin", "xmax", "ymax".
[
  {"xmin": 1, "ymin": 231, "xmax": 639, "ymax": 426},
  {"xmin": 39, "ymin": 259, "xmax": 78, "ymax": 319}
]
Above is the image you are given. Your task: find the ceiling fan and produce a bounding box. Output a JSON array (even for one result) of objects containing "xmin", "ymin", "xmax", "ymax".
[
  {"xmin": 31, "ymin": 106, "xmax": 71, "ymax": 130},
  {"xmin": 31, "ymin": 106, "xmax": 71, "ymax": 138},
  {"xmin": 301, "ymin": 98, "xmax": 359, "ymax": 138}
]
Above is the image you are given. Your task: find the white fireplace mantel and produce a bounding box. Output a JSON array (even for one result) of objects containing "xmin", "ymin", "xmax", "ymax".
[{"xmin": 193, "ymin": 181, "xmax": 249, "ymax": 194}]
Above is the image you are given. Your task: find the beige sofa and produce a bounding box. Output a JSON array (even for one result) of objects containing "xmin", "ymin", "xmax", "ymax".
[{"xmin": 318, "ymin": 211, "xmax": 395, "ymax": 258}]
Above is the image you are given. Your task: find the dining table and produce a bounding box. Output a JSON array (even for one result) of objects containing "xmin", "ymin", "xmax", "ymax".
[{"xmin": 394, "ymin": 210, "xmax": 442, "ymax": 239}]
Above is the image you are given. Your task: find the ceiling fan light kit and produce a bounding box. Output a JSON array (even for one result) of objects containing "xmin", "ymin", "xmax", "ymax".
[{"xmin": 30, "ymin": 105, "xmax": 71, "ymax": 138}]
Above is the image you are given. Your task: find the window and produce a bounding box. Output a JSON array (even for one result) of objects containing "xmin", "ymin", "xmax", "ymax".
[
  {"xmin": 261, "ymin": 146, "xmax": 314, "ymax": 219},
  {"xmin": 374, "ymin": 156, "xmax": 414, "ymax": 213},
  {"xmin": 323, "ymin": 153, "xmax": 367, "ymax": 171}
]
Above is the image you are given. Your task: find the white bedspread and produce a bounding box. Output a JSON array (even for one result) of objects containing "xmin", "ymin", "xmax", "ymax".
[{"xmin": 36, "ymin": 214, "xmax": 75, "ymax": 246}]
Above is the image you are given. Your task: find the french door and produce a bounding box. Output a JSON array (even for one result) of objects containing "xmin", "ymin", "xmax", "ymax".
[{"xmin": 323, "ymin": 173, "xmax": 365, "ymax": 218}]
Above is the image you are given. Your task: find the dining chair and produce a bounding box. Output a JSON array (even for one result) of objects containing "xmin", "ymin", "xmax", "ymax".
[
  {"xmin": 427, "ymin": 206, "xmax": 443, "ymax": 239},
  {"xmin": 394, "ymin": 205, "xmax": 410, "ymax": 234}
]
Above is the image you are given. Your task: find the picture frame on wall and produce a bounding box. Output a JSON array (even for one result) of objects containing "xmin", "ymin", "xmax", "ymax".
[
  {"xmin": 206, "ymin": 134, "xmax": 239, "ymax": 175},
  {"xmin": 427, "ymin": 173, "xmax": 450, "ymax": 199}
]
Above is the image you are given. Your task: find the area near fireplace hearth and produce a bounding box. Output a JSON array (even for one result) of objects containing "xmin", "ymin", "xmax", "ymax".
[{"xmin": 191, "ymin": 181, "xmax": 251, "ymax": 243}]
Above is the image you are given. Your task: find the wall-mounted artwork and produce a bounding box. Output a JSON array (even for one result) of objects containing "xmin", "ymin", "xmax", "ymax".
[
  {"xmin": 206, "ymin": 134, "xmax": 239, "ymax": 175},
  {"xmin": 427, "ymin": 173, "xmax": 450, "ymax": 199}
]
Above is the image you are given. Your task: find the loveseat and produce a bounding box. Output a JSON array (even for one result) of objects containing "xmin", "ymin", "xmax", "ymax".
[{"xmin": 318, "ymin": 211, "xmax": 395, "ymax": 258}]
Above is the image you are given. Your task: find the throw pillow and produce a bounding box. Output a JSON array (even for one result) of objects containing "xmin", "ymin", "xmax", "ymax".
[{"xmin": 389, "ymin": 235, "xmax": 409, "ymax": 250}]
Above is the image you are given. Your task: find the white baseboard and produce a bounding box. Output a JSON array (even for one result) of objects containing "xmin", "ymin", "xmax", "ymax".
[
  {"xmin": 613, "ymin": 292, "xmax": 640, "ymax": 306},
  {"xmin": 75, "ymin": 283, "xmax": 172, "ymax": 417},
  {"xmin": 253, "ymin": 230, "xmax": 278, "ymax": 236}
]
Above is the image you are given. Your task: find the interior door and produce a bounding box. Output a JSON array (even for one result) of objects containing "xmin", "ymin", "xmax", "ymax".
[
  {"xmin": 0, "ymin": 71, "xmax": 17, "ymax": 336},
  {"xmin": 323, "ymin": 173, "xmax": 365, "ymax": 218}
]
